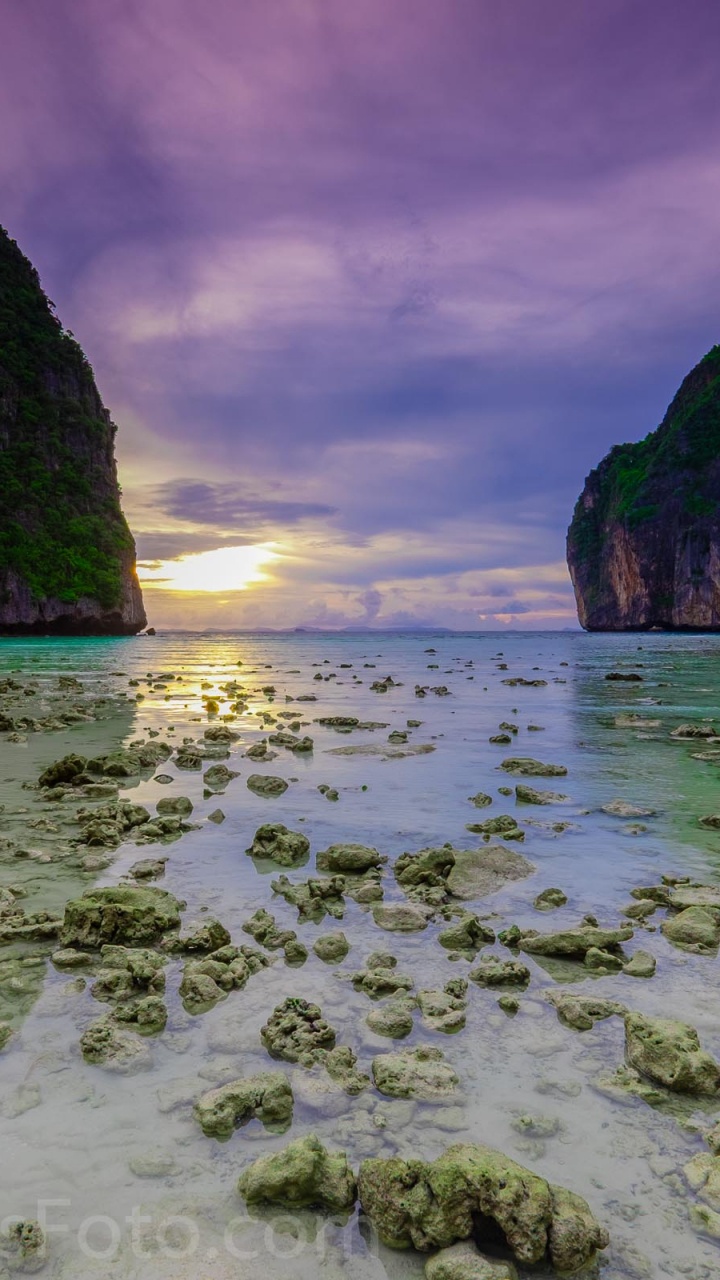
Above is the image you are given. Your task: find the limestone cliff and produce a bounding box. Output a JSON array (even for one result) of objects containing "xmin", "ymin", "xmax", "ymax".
[
  {"xmin": 567, "ymin": 346, "xmax": 720, "ymax": 630},
  {"xmin": 0, "ymin": 226, "xmax": 146, "ymax": 634}
]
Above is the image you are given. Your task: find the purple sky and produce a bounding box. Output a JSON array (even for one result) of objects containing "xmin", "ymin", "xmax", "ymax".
[{"xmin": 3, "ymin": 0, "xmax": 720, "ymax": 628}]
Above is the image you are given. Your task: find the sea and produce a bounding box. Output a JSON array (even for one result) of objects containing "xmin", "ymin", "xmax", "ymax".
[{"xmin": 0, "ymin": 629, "xmax": 719, "ymax": 1279}]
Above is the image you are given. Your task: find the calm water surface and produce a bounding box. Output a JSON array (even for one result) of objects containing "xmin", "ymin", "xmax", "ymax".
[{"xmin": 0, "ymin": 630, "xmax": 719, "ymax": 1279}]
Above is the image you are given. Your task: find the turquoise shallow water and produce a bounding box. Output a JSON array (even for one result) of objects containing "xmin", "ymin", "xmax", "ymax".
[{"xmin": 0, "ymin": 630, "xmax": 719, "ymax": 1279}]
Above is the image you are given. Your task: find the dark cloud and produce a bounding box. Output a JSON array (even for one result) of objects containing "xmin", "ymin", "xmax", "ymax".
[{"xmin": 149, "ymin": 481, "xmax": 337, "ymax": 529}]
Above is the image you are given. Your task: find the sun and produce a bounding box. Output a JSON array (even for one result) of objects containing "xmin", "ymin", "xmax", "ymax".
[{"xmin": 138, "ymin": 543, "xmax": 279, "ymax": 593}]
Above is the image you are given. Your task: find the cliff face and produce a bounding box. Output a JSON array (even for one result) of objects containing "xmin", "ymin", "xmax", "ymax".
[
  {"xmin": 567, "ymin": 346, "xmax": 720, "ymax": 631},
  {"xmin": 0, "ymin": 226, "xmax": 146, "ymax": 634}
]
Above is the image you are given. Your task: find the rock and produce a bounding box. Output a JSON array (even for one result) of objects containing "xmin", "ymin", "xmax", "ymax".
[
  {"xmin": 425, "ymin": 1242, "xmax": 517, "ymax": 1280},
  {"xmin": 61, "ymin": 886, "xmax": 182, "ymax": 948},
  {"xmin": 465, "ymin": 815, "xmax": 523, "ymax": 840},
  {"xmin": 316, "ymin": 843, "xmax": 383, "ymax": 873},
  {"xmin": 372, "ymin": 902, "xmax": 432, "ymax": 932},
  {"xmin": 518, "ymin": 923, "xmax": 633, "ymax": 959},
  {"xmin": 0, "ymin": 1219, "xmax": 46, "ymax": 1273},
  {"xmin": 548, "ymin": 992, "xmax": 626, "ymax": 1032},
  {"xmin": 0, "ymin": 228, "xmax": 146, "ymax": 636},
  {"xmin": 207, "ymin": 808, "xmax": 225, "ymax": 824},
  {"xmin": 684, "ymin": 1152, "xmax": 720, "ymax": 1211},
  {"xmin": 51, "ymin": 948, "xmax": 91, "ymax": 969},
  {"xmin": 417, "ymin": 983, "xmax": 467, "ymax": 1034},
  {"xmin": 372, "ymin": 1046, "xmax": 459, "ymax": 1100},
  {"xmin": 169, "ymin": 918, "xmax": 231, "ymax": 953},
  {"xmin": 353, "ymin": 965, "xmax": 414, "ymax": 998},
  {"xmin": 155, "ymin": 796, "xmax": 193, "ymax": 818},
  {"xmin": 438, "ymin": 914, "xmax": 495, "ymax": 954},
  {"xmin": 246, "ymin": 774, "xmax": 288, "ymax": 797},
  {"xmin": 468, "ymin": 792, "xmax": 493, "ymax": 808},
  {"xmin": 128, "ymin": 856, "xmax": 168, "ymax": 881},
  {"xmin": 533, "ymin": 888, "xmax": 567, "ymax": 911},
  {"xmin": 622, "ymin": 950, "xmax": 656, "ymax": 978},
  {"xmin": 601, "ymin": 799, "xmax": 655, "ymax": 818},
  {"xmin": 245, "ymin": 823, "xmax": 310, "ymax": 865},
  {"xmin": 261, "ymin": 997, "xmax": 336, "ymax": 1066},
  {"xmin": 357, "ymin": 1144, "xmax": 608, "ymax": 1269},
  {"xmin": 625, "ymin": 1012, "xmax": 720, "ymax": 1094},
  {"xmin": 242, "ymin": 907, "xmax": 296, "ymax": 950},
  {"xmin": 283, "ymin": 938, "xmax": 308, "ymax": 966},
  {"xmin": 271, "ymin": 874, "xmax": 346, "ymax": 922},
  {"xmin": 313, "ymin": 932, "xmax": 350, "ymax": 963},
  {"xmin": 194, "ymin": 1072, "xmax": 293, "ymax": 1138},
  {"xmin": 325, "ymin": 1044, "xmax": 370, "ymax": 1094},
  {"xmin": 516, "ymin": 785, "xmax": 568, "ymax": 805},
  {"xmin": 469, "ymin": 957, "xmax": 530, "ymax": 988},
  {"xmin": 446, "ymin": 846, "xmax": 535, "ymax": 901},
  {"xmin": 662, "ymin": 906, "xmax": 720, "ymax": 953},
  {"xmin": 38, "ymin": 753, "xmax": 88, "ymax": 788},
  {"xmin": 500, "ymin": 758, "xmax": 567, "ymax": 777},
  {"xmin": 584, "ymin": 946, "xmax": 624, "ymax": 973},
  {"xmin": 395, "ymin": 845, "xmax": 456, "ymax": 891},
  {"xmin": 668, "ymin": 884, "xmax": 720, "ymax": 915},
  {"xmin": 567, "ymin": 346, "xmax": 720, "ymax": 631},
  {"xmin": 237, "ymin": 1134, "xmax": 357, "ymax": 1213},
  {"xmin": 366, "ymin": 999, "xmax": 415, "ymax": 1038},
  {"xmin": 80, "ymin": 1017, "xmax": 152, "ymax": 1072},
  {"xmin": 203, "ymin": 763, "xmax": 238, "ymax": 791}
]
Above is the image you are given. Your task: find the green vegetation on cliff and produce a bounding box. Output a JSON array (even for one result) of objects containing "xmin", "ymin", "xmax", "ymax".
[
  {"xmin": 569, "ymin": 345, "xmax": 720, "ymax": 564},
  {"xmin": 0, "ymin": 226, "xmax": 135, "ymax": 607}
]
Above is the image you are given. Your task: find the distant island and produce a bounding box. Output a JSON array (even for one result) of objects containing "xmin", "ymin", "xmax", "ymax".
[
  {"xmin": 567, "ymin": 345, "xmax": 720, "ymax": 630},
  {"xmin": 0, "ymin": 226, "xmax": 146, "ymax": 634}
]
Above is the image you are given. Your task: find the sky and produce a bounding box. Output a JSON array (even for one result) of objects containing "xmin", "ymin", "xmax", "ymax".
[{"xmin": 2, "ymin": 0, "xmax": 720, "ymax": 631}]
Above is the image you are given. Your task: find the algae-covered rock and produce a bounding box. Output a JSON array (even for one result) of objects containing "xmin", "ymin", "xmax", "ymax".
[
  {"xmin": 373, "ymin": 902, "xmax": 432, "ymax": 932},
  {"xmin": 622, "ymin": 950, "xmax": 656, "ymax": 978},
  {"xmin": 194, "ymin": 1071, "xmax": 293, "ymax": 1138},
  {"xmin": 271, "ymin": 873, "xmax": 346, "ymax": 923},
  {"xmin": 353, "ymin": 964, "xmax": 414, "ymax": 998},
  {"xmin": 38, "ymin": 753, "xmax": 87, "ymax": 788},
  {"xmin": 357, "ymin": 1144, "xmax": 608, "ymax": 1269},
  {"xmin": 446, "ymin": 847, "xmax": 535, "ymax": 901},
  {"xmin": 516, "ymin": 785, "xmax": 568, "ymax": 805},
  {"xmin": 372, "ymin": 1045, "xmax": 459, "ymax": 1100},
  {"xmin": 425, "ymin": 1242, "xmax": 517, "ymax": 1280},
  {"xmin": 395, "ymin": 845, "xmax": 456, "ymax": 891},
  {"xmin": 668, "ymin": 884, "xmax": 720, "ymax": 916},
  {"xmin": 533, "ymin": 888, "xmax": 568, "ymax": 911},
  {"xmin": 468, "ymin": 793, "xmax": 493, "ymax": 808},
  {"xmin": 237, "ymin": 1133, "xmax": 357, "ymax": 1213},
  {"xmin": 261, "ymin": 996, "xmax": 336, "ymax": 1066},
  {"xmin": 325, "ymin": 1045, "xmax": 370, "ymax": 1094},
  {"xmin": 313, "ymin": 932, "xmax": 350, "ymax": 963},
  {"xmin": 316, "ymin": 843, "xmax": 384, "ymax": 873},
  {"xmin": 203, "ymin": 763, "xmax": 239, "ymax": 791},
  {"xmin": 469, "ymin": 957, "xmax": 530, "ymax": 988},
  {"xmin": 438, "ymin": 914, "xmax": 495, "ymax": 954},
  {"xmin": 247, "ymin": 774, "xmax": 288, "ymax": 797},
  {"xmin": 465, "ymin": 815, "xmax": 523, "ymax": 839},
  {"xmin": 417, "ymin": 983, "xmax": 467, "ymax": 1034},
  {"xmin": 284, "ymin": 938, "xmax": 308, "ymax": 966},
  {"xmin": 625, "ymin": 1012, "xmax": 720, "ymax": 1094},
  {"xmin": 242, "ymin": 907, "xmax": 296, "ymax": 950},
  {"xmin": 500, "ymin": 758, "xmax": 567, "ymax": 777},
  {"xmin": 80, "ymin": 1017, "xmax": 152, "ymax": 1072},
  {"xmin": 156, "ymin": 795, "xmax": 193, "ymax": 817},
  {"xmin": 0, "ymin": 1219, "xmax": 46, "ymax": 1273},
  {"xmin": 662, "ymin": 906, "xmax": 720, "ymax": 953},
  {"xmin": 366, "ymin": 998, "xmax": 415, "ymax": 1038},
  {"xmin": 518, "ymin": 923, "xmax": 633, "ymax": 959},
  {"xmin": 246, "ymin": 823, "xmax": 310, "ymax": 866},
  {"xmin": 61, "ymin": 886, "xmax": 182, "ymax": 948},
  {"xmin": 548, "ymin": 992, "xmax": 626, "ymax": 1032}
]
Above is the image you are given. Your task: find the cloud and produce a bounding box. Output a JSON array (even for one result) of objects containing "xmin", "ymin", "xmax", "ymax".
[{"xmin": 149, "ymin": 479, "xmax": 337, "ymax": 529}]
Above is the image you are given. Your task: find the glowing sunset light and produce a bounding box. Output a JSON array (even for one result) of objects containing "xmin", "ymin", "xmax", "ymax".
[{"xmin": 138, "ymin": 544, "xmax": 280, "ymax": 593}]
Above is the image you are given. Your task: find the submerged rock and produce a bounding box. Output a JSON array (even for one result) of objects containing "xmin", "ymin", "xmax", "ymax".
[
  {"xmin": 438, "ymin": 913, "xmax": 495, "ymax": 954},
  {"xmin": 372, "ymin": 902, "xmax": 432, "ymax": 932},
  {"xmin": 500, "ymin": 758, "xmax": 567, "ymax": 777},
  {"xmin": 316, "ymin": 843, "xmax": 384, "ymax": 873},
  {"xmin": 625, "ymin": 1012, "xmax": 720, "ymax": 1094},
  {"xmin": 366, "ymin": 998, "xmax": 415, "ymax": 1038},
  {"xmin": 446, "ymin": 847, "xmax": 535, "ymax": 901},
  {"xmin": 261, "ymin": 997, "xmax": 337, "ymax": 1066},
  {"xmin": 313, "ymin": 932, "xmax": 350, "ymax": 963},
  {"xmin": 0, "ymin": 1219, "xmax": 47, "ymax": 1273},
  {"xmin": 357, "ymin": 1144, "xmax": 608, "ymax": 1269},
  {"xmin": 662, "ymin": 906, "xmax": 720, "ymax": 953},
  {"xmin": 246, "ymin": 774, "xmax": 288, "ymax": 797},
  {"xmin": 424, "ymin": 1242, "xmax": 517, "ymax": 1280},
  {"xmin": 516, "ymin": 785, "xmax": 568, "ymax": 805},
  {"xmin": 372, "ymin": 1046, "xmax": 459, "ymax": 1100},
  {"xmin": 271, "ymin": 873, "xmax": 346, "ymax": 922},
  {"xmin": 469, "ymin": 957, "xmax": 530, "ymax": 988},
  {"xmin": 533, "ymin": 888, "xmax": 568, "ymax": 911},
  {"xmin": 417, "ymin": 982, "xmax": 467, "ymax": 1034},
  {"xmin": 80, "ymin": 1017, "xmax": 152, "ymax": 1072},
  {"xmin": 194, "ymin": 1072, "xmax": 293, "ymax": 1138},
  {"xmin": 622, "ymin": 950, "xmax": 656, "ymax": 978},
  {"xmin": 245, "ymin": 823, "xmax": 310, "ymax": 865},
  {"xmin": 237, "ymin": 1134, "xmax": 357, "ymax": 1213},
  {"xmin": 518, "ymin": 923, "xmax": 633, "ymax": 959},
  {"xmin": 61, "ymin": 886, "xmax": 182, "ymax": 948},
  {"xmin": 548, "ymin": 992, "xmax": 626, "ymax": 1032}
]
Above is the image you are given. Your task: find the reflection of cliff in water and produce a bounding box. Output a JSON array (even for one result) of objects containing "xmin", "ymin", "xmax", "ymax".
[
  {"xmin": 0, "ymin": 688, "xmax": 139, "ymax": 1041},
  {"xmin": 567, "ymin": 636, "xmax": 720, "ymax": 876}
]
